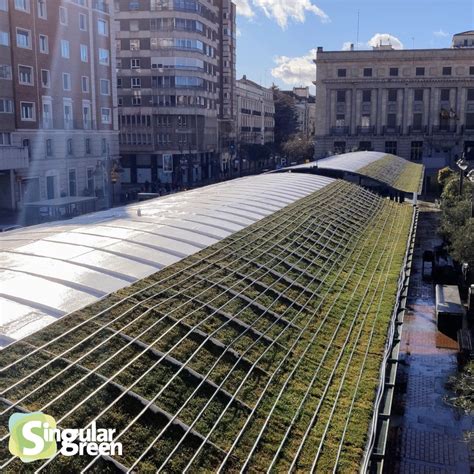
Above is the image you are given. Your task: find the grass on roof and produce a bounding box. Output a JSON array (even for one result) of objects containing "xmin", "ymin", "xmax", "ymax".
[
  {"xmin": 0, "ymin": 180, "xmax": 414, "ymax": 473},
  {"xmin": 358, "ymin": 154, "xmax": 424, "ymax": 194}
]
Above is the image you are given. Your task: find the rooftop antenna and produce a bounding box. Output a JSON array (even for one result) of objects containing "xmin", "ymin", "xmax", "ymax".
[{"xmin": 356, "ymin": 10, "xmax": 360, "ymax": 50}]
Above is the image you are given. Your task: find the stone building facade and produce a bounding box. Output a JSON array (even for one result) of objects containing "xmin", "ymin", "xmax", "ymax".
[
  {"xmin": 236, "ymin": 75, "xmax": 274, "ymax": 146},
  {"xmin": 314, "ymin": 33, "xmax": 474, "ymax": 189},
  {"xmin": 0, "ymin": 0, "xmax": 119, "ymax": 211}
]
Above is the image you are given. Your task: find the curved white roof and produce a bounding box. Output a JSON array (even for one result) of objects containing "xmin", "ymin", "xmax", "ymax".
[{"xmin": 0, "ymin": 173, "xmax": 335, "ymax": 348}]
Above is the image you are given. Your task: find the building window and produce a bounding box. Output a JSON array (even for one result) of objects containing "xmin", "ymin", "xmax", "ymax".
[
  {"xmin": 363, "ymin": 68, "xmax": 372, "ymax": 77},
  {"xmin": 361, "ymin": 114, "xmax": 370, "ymax": 128},
  {"xmin": 39, "ymin": 34, "xmax": 48, "ymax": 53},
  {"xmin": 81, "ymin": 76, "xmax": 89, "ymax": 93},
  {"xmin": 79, "ymin": 13, "xmax": 87, "ymax": 31},
  {"xmin": 16, "ymin": 28, "xmax": 31, "ymax": 48},
  {"xmin": 414, "ymin": 89, "xmax": 424, "ymax": 102},
  {"xmin": 336, "ymin": 90, "xmax": 346, "ymax": 103},
  {"xmin": 440, "ymin": 89, "xmax": 450, "ymax": 102},
  {"xmin": 117, "ymin": 78, "xmax": 122, "ymax": 89},
  {"xmin": 385, "ymin": 141, "xmax": 397, "ymax": 155},
  {"xmin": 0, "ymin": 0, "xmax": 7, "ymax": 11},
  {"xmin": 0, "ymin": 98, "xmax": 13, "ymax": 113},
  {"xmin": 101, "ymin": 107, "xmax": 111, "ymax": 123},
  {"xmin": 14, "ymin": 0, "xmax": 29, "ymax": 12},
  {"xmin": 42, "ymin": 100, "xmax": 52, "ymax": 127},
  {"xmin": 131, "ymin": 59, "xmax": 140, "ymax": 69},
  {"xmin": 59, "ymin": 6, "xmax": 67, "ymax": 25},
  {"xmin": 87, "ymin": 167, "xmax": 94, "ymax": 191},
  {"xmin": 101, "ymin": 138, "xmax": 107, "ymax": 154},
  {"xmin": 18, "ymin": 65, "xmax": 33, "ymax": 85},
  {"xmin": 0, "ymin": 132, "xmax": 11, "ymax": 145},
  {"xmin": 41, "ymin": 69, "xmax": 50, "ymax": 87},
  {"xmin": 85, "ymin": 138, "xmax": 91, "ymax": 154},
  {"xmin": 80, "ymin": 44, "xmax": 88, "ymax": 62},
  {"xmin": 131, "ymin": 77, "xmax": 141, "ymax": 88},
  {"xmin": 63, "ymin": 73, "xmax": 71, "ymax": 91},
  {"xmin": 131, "ymin": 96, "xmax": 141, "ymax": 105},
  {"xmin": 388, "ymin": 89, "xmax": 398, "ymax": 102},
  {"xmin": 335, "ymin": 114, "xmax": 345, "ymax": 127},
  {"xmin": 37, "ymin": 0, "xmax": 46, "ymax": 18},
  {"xmin": 412, "ymin": 113, "xmax": 423, "ymax": 131},
  {"xmin": 416, "ymin": 67, "xmax": 425, "ymax": 76},
  {"xmin": 386, "ymin": 113, "xmax": 397, "ymax": 129},
  {"xmin": 333, "ymin": 141, "xmax": 346, "ymax": 154},
  {"xmin": 411, "ymin": 141, "xmax": 423, "ymax": 161},
  {"xmin": 67, "ymin": 138, "xmax": 73, "ymax": 155},
  {"xmin": 130, "ymin": 39, "xmax": 140, "ymax": 51},
  {"xmin": 465, "ymin": 113, "xmax": 474, "ymax": 130},
  {"xmin": 467, "ymin": 89, "xmax": 474, "ymax": 101},
  {"xmin": 100, "ymin": 79, "xmax": 110, "ymax": 95},
  {"xmin": 0, "ymin": 31, "xmax": 8, "ymax": 46},
  {"xmin": 389, "ymin": 67, "xmax": 399, "ymax": 77},
  {"xmin": 359, "ymin": 141, "xmax": 372, "ymax": 151},
  {"xmin": 337, "ymin": 68, "xmax": 346, "ymax": 78},
  {"xmin": 69, "ymin": 168, "xmax": 76, "ymax": 196},
  {"xmin": 20, "ymin": 101, "xmax": 35, "ymax": 120},
  {"xmin": 470, "ymin": 66, "xmax": 474, "ymax": 76},
  {"xmin": 63, "ymin": 103, "xmax": 73, "ymax": 126},
  {"xmin": 61, "ymin": 39, "xmax": 70, "ymax": 58},
  {"xmin": 0, "ymin": 64, "xmax": 12, "ymax": 79},
  {"xmin": 98, "ymin": 48, "xmax": 109, "ymax": 65},
  {"xmin": 442, "ymin": 66, "xmax": 452, "ymax": 76},
  {"xmin": 98, "ymin": 19, "xmax": 108, "ymax": 36},
  {"xmin": 362, "ymin": 90, "xmax": 371, "ymax": 103},
  {"xmin": 46, "ymin": 138, "xmax": 52, "ymax": 156}
]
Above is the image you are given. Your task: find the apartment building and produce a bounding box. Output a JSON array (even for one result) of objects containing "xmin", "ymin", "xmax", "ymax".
[
  {"xmin": 115, "ymin": 0, "xmax": 236, "ymax": 190},
  {"xmin": 0, "ymin": 0, "xmax": 119, "ymax": 211},
  {"xmin": 236, "ymin": 75, "xmax": 275, "ymax": 146},
  {"xmin": 314, "ymin": 32, "xmax": 474, "ymax": 189}
]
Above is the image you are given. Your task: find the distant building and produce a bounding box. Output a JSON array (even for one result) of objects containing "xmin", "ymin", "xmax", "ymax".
[
  {"xmin": 314, "ymin": 33, "xmax": 474, "ymax": 190},
  {"xmin": 114, "ymin": 0, "xmax": 236, "ymax": 190},
  {"xmin": 236, "ymin": 75, "xmax": 275, "ymax": 146},
  {"xmin": 0, "ymin": 0, "xmax": 119, "ymax": 211},
  {"xmin": 283, "ymin": 86, "xmax": 316, "ymax": 138}
]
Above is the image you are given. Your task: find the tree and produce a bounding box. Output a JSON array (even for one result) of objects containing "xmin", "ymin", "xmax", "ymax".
[
  {"xmin": 272, "ymin": 86, "xmax": 298, "ymax": 146},
  {"xmin": 438, "ymin": 167, "xmax": 455, "ymax": 188},
  {"xmin": 282, "ymin": 134, "xmax": 315, "ymax": 163}
]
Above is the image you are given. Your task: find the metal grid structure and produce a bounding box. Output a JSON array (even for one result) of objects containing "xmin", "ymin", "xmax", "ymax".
[
  {"xmin": 277, "ymin": 151, "xmax": 424, "ymax": 194},
  {"xmin": 0, "ymin": 173, "xmax": 333, "ymax": 348},
  {"xmin": 0, "ymin": 180, "xmax": 415, "ymax": 472}
]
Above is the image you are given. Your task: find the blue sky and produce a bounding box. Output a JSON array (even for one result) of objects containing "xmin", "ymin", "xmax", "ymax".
[{"xmin": 235, "ymin": 0, "xmax": 474, "ymax": 91}]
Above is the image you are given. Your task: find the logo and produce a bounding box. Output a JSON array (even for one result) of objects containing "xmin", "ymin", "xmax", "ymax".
[
  {"xmin": 9, "ymin": 412, "xmax": 57, "ymax": 463},
  {"xmin": 9, "ymin": 413, "xmax": 122, "ymax": 463}
]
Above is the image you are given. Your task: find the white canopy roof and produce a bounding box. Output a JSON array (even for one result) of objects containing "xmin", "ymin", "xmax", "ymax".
[{"xmin": 0, "ymin": 173, "xmax": 334, "ymax": 348}]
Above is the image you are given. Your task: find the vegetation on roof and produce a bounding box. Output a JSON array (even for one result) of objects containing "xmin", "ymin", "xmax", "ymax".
[
  {"xmin": 0, "ymin": 180, "xmax": 414, "ymax": 473},
  {"xmin": 358, "ymin": 154, "xmax": 424, "ymax": 194}
]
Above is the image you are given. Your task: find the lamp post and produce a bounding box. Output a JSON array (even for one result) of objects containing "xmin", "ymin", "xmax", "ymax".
[
  {"xmin": 467, "ymin": 169, "xmax": 474, "ymax": 218},
  {"xmin": 456, "ymin": 153, "xmax": 469, "ymax": 195}
]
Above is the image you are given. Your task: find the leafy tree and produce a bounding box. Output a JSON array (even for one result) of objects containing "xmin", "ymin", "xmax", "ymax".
[
  {"xmin": 282, "ymin": 134, "xmax": 315, "ymax": 163},
  {"xmin": 449, "ymin": 219, "xmax": 474, "ymax": 267},
  {"xmin": 438, "ymin": 167, "xmax": 455, "ymax": 188},
  {"xmin": 272, "ymin": 87, "xmax": 298, "ymax": 145}
]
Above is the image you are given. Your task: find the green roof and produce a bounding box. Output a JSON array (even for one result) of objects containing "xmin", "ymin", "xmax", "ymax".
[{"xmin": 0, "ymin": 180, "xmax": 414, "ymax": 473}]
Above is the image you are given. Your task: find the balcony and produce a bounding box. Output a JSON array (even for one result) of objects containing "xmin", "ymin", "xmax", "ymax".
[
  {"xmin": 408, "ymin": 125, "xmax": 428, "ymax": 135},
  {"xmin": 432, "ymin": 124, "xmax": 457, "ymax": 134},
  {"xmin": 356, "ymin": 126, "xmax": 376, "ymax": 135},
  {"xmin": 330, "ymin": 126, "xmax": 350, "ymax": 136},
  {"xmin": 382, "ymin": 126, "xmax": 402, "ymax": 136},
  {"xmin": 0, "ymin": 146, "xmax": 29, "ymax": 171}
]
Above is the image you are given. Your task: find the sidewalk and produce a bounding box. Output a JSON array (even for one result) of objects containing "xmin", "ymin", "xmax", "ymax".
[{"xmin": 386, "ymin": 204, "xmax": 472, "ymax": 473}]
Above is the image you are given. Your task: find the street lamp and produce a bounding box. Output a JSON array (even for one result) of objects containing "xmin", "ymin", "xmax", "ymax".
[{"xmin": 456, "ymin": 153, "xmax": 469, "ymax": 195}]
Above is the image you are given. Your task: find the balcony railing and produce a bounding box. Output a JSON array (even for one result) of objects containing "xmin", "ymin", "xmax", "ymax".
[
  {"xmin": 408, "ymin": 125, "xmax": 428, "ymax": 135},
  {"xmin": 330, "ymin": 126, "xmax": 350, "ymax": 136},
  {"xmin": 0, "ymin": 146, "xmax": 29, "ymax": 170},
  {"xmin": 382, "ymin": 125, "xmax": 402, "ymax": 135},
  {"xmin": 432, "ymin": 124, "xmax": 457, "ymax": 133},
  {"xmin": 356, "ymin": 126, "xmax": 376, "ymax": 135}
]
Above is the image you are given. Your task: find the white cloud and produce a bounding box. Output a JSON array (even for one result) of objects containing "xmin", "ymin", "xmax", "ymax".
[
  {"xmin": 235, "ymin": 0, "xmax": 329, "ymax": 29},
  {"xmin": 433, "ymin": 29, "xmax": 450, "ymax": 38},
  {"xmin": 367, "ymin": 33, "xmax": 404, "ymax": 50},
  {"xmin": 234, "ymin": 0, "xmax": 254, "ymax": 18},
  {"xmin": 271, "ymin": 49, "xmax": 317, "ymax": 87}
]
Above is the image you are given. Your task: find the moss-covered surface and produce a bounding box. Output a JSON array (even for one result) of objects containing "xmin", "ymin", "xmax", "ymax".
[
  {"xmin": 0, "ymin": 180, "xmax": 414, "ymax": 473},
  {"xmin": 358, "ymin": 154, "xmax": 424, "ymax": 194}
]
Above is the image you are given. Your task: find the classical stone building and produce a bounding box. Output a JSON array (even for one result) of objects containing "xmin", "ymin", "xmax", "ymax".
[
  {"xmin": 236, "ymin": 75, "xmax": 274, "ymax": 146},
  {"xmin": 314, "ymin": 33, "xmax": 474, "ymax": 189},
  {"xmin": 115, "ymin": 0, "xmax": 236, "ymax": 190},
  {"xmin": 0, "ymin": 0, "xmax": 119, "ymax": 211}
]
